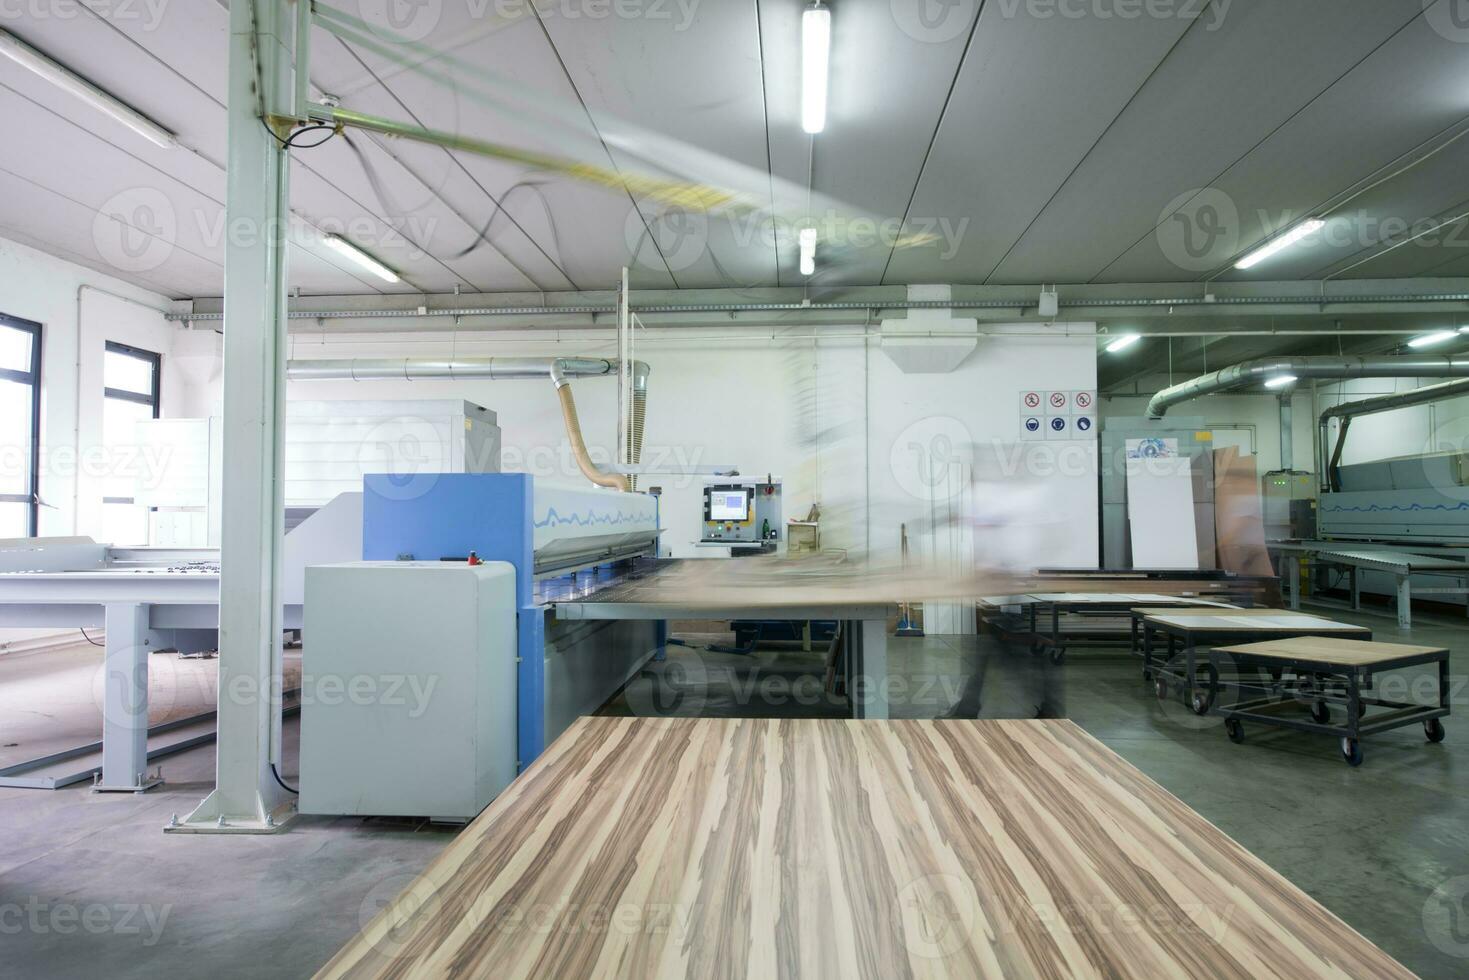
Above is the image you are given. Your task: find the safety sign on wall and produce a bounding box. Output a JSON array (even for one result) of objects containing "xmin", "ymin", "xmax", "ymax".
[{"xmin": 1020, "ymin": 390, "xmax": 1096, "ymax": 441}]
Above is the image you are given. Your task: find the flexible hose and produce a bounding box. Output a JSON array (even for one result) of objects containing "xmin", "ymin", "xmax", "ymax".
[
  {"xmin": 556, "ymin": 384, "xmax": 631, "ymax": 491},
  {"xmin": 627, "ymin": 388, "xmax": 647, "ymax": 491}
]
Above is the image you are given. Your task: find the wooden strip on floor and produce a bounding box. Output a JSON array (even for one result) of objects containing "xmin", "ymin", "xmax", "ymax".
[{"xmin": 317, "ymin": 718, "xmax": 1414, "ymax": 980}]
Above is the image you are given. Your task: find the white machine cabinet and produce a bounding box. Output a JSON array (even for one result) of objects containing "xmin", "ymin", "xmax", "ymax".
[{"xmin": 300, "ymin": 561, "xmax": 517, "ymax": 821}]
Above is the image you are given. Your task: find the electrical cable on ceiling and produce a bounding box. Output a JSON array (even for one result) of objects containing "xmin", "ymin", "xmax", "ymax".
[
  {"xmin": 79, "ymin": 628, "xmax": 103, "ymax": 647},
  {"xmin": 449, "ymin": 178, "xmax": 567, "ymax": 267},
  {"xmin": 259, "ymin": 119, "xmax": 340, "ymax": 151}
]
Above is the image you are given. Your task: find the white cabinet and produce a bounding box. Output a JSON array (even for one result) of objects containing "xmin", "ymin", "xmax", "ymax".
[{"xmin": 300, "ymin": 561, "xmax": 518, "ymax": 821}]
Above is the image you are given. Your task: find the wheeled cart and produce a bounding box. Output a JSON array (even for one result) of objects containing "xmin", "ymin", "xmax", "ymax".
[
  {"xmin": 980, "ymin": 593, "xmax": 1238, "ymax": 663},
  {"xmin": 1207, "ymin": 637, "xmax": 1450, "ymax": 767},
  {"xmin": 1138, "ymin": 611, "xmax": 1371, "ymax": 715}
]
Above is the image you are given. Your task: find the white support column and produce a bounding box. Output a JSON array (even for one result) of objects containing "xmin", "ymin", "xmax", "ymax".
[
  {"xmin": 172, "ymin": 0, "xmax": 297, "ymax": 833},
  {"xmin": 859, "ymin": 619, "xmax": 889, "ymax": 719},
  {"xmin": 95, "ymin": 603, "xmax": 161, "ymax": 793}
]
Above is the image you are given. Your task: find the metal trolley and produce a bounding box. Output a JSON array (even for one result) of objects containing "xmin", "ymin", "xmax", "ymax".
[
  {"xmin": 1137, "ymin": 612, "xmax": 1371, "ymax": 744},
  {"xmin": 1206, "ymin": 637, "xmax": 1450, "ymax": 767}
]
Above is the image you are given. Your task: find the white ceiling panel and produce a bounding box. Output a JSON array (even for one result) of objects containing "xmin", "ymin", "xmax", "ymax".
[
  {"xmin": 0, "ymin": 166, "xmax": 222, "ymax": 296},
  {"xmin": 2, "ymin": 1, "xmax": 1468, "ymax": 298},
  {"xmin": 308, "ymin": 15, "xmax": 675, "ymax": 291},
  {"xmin": 884, "ymin": 4, "xmax": 1192, "ymax": 286},
  {"xmin": 305, "ymin": 19, "xmax": 588, "ymax": 289},
  {"xmin": 1100, "ymin": 14, "xmax": 1469, "ymax": 283},
  {"xmin": 985, "ymin": 0, "xmax": 1426, "ymax": 284},
  {"xmin": 1220, "ymin": 133, "xmax": 1469, "ymax": 281},
  {"xmin": 776, "ymin": 0, "xmax": 979, "ymax": 287},
  {"xmin": 539, "ymin": 1, "xmax": 776, "ymax": 288}
]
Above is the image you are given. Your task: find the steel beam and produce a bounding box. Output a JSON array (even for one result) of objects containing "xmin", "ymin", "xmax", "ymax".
[{"xmin": 172, "ymin": 0, "xmax": 297, "ymax": 834}]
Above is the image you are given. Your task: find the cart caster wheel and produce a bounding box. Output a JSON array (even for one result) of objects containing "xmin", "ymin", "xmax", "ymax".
[
  {"xmin": 1340, "ymin": 737, "xmax": 1364, "ymax": 767},
  {"xmin": 1050, "ymin": 648, "xmax": 1066, "ymax": 665},
  {"xmin": 1309, "ymin": 701, "xmax": 1330, "ymax": 724},
  {"xmin": 1154, "ymin": 677, "xmax": 1168, "ymax": 701},
  {"xmin": 1225, "ymin": 719, "xmax": 1244, "ymax": 744},
  {"xmin": 1425, "ymin": 719, "xmax": 1446, "ymax": 743},
  {"xmin": 1190, "ymin": 689, "xmax": 1213, "ymax": 716}
]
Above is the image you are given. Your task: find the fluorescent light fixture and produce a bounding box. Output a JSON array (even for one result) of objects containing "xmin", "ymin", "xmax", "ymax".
[
  {"xmin": 0, "ymin": 29, "xmax": 175, "ymax": 149},
  {"xmin": 323, "ymin": 234, "xmax": 400, "ymax": 283},
  {"xmin": 1234, "ymin": 218, "xmax": 1325, "ymax": 270},
  {"xmin": 1408, "ymin": 330, "xmax": 1457, "ymax": 349},
  {"xmin": 801, "ymin": 4, "xmax": 830, "ymax": 134},
  {"xmin": 1105, "ymin": 334, "xmax": 1140, "ymax": 354},
  {"xmin": 798, "ymin": 227, "xmax": 817, "ymax": 276},
  {"xmin": 1458, "ymin": 325, "xmax": 1469, "ymax": 334},
  {"xmin": 1264, "ymin": 375, "xmax": 1297, "ymax": 389}
]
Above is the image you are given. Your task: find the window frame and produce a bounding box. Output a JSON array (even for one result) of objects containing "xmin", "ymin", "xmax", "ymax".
[
  {"xmin": 0, "ymin": 313, "xmax": 42, "ymax": 537},
  {"xmin": 101, "ymin": 341, "xmax": 161, "ymax": 513}
]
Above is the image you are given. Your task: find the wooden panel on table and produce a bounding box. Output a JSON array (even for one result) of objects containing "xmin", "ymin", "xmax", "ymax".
[
  {"xmin": 318, "ymin": 718, "xmax": 1413, "ymax": 980},
  {"xmin": 1214, "ymin": 636, "xmax": 1449, "ymax": 667}
]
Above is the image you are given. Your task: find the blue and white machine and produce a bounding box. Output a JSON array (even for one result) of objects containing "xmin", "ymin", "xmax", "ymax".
[{"xmin": 359, "ymin": 473, "xmax": 663, "ymax": 768}]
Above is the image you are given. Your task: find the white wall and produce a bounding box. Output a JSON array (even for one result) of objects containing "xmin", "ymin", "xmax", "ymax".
[
  {"xmin": 1101, "ymin": 391, "xmax": 1315, "ymax": 473},
  {"xmin": 0, "ymin": 234, "xmax": 208, "ymax": 651},
  {"xmin": 283, "ymin": 322, "xmax": 1101, "ymax": 575},
  {"xmin": 0, "ymin": 234, "xmax": 213, "ymax": 537}
]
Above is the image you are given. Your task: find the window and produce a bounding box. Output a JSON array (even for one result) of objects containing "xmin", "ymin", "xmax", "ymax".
[
  {"xmin": 101, "ymin": 341, "xmax": 160, "ymax": 546},
  {"xmin": 0, "ymin": 314, "xmax": 41, "ymax": 538}
]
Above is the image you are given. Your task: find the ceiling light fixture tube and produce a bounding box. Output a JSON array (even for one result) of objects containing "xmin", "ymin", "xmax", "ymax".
[
  {"xmin": 1105, "ymin": 334, "xmax": 1140, "ymax": 353},
  {"xmin": 1408, "ymin": 330, "xmax": 1457, "ymax": 349},
  {"xmin": 801, "ymin": 4, "xmax": 830, "ymax": 135},
  {"xmin": 798, "ymin": 227, "xmax": 817, "ymax": 276},
  {"xmin": 1234, "ymin": 218, "xmax": 1325, "ymax": 270},
  {"xmin": 0, "ymin": 29, "xmax": 176, "ymax": 149},
  {"xmin": 1263, "ymin": 375, "xmax": 1297, "ymax": 389},
  {"xmin": 323, "ymin": 234, "xmax": 400, "ymax": 283}
]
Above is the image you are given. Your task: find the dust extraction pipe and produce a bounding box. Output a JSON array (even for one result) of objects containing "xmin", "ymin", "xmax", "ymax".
[
  {"xmin": 1316, "ymin": 377, "xmax": 1469, "ymax": 491},
  {"xmin": 1145, "ymin": 355, "xmax": 1469, "ymax": 419},
  {"xmin": 285, "ymin": 356, "xmax": 649, "ymax": 492}
]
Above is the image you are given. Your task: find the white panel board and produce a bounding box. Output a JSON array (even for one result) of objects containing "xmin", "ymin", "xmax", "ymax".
[{"xmin": 1126, "ymin": 457, "xmax": 1199, "ymax": 570}]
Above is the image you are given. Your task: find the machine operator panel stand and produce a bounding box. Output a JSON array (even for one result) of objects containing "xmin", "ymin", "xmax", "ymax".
[{"xmin": 701, "ymin": 478, "xmax": 782, "ymax": 556}]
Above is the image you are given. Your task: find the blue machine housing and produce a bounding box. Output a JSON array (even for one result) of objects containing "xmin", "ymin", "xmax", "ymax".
[{"xmin": 362, "ymin": 473, "xmax": 662, "ymax": 769}]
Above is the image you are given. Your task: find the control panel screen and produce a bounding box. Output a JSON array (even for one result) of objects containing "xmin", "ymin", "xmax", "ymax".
[{"xmin": 709, "ymin": 490, "xmax": 749, "ymax": 522}]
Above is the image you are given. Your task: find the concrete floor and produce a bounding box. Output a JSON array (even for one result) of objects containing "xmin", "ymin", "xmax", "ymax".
[{"xmin": 2, "ymin": 604, "xmax": 1467, "ymax": 978}]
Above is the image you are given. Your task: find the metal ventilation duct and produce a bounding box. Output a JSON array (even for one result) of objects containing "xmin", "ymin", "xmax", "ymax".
[{"xmin": 1145, "ymin": 356, "xmax": 1469, "ymax": 418}]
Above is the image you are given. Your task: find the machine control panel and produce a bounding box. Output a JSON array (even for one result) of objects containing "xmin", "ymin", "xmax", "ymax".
[{"xmin": 702, "ymin": 479, "xmax": 781, "ymax": 549}]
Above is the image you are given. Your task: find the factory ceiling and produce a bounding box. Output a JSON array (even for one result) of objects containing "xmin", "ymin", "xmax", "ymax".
[{"xmin": 4, "ymin": 1, "xmax": 1469, "ymax": 302}]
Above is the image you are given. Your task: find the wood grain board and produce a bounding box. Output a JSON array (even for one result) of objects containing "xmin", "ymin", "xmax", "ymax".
[
  {"xmin": 1129, "ymin": 606, "xmax": 1246, "ymax": 617},
  {"xmin": 319, "ymin": 718, "xmax": 1413, "ymax": 979},
  {"xmin": 1144, "ymin": 612, "xmax": 1370, "ymax": 633},
  {"xmin": 1213, "ymin": 636, "xmax": 1448, "ymax": 667}
]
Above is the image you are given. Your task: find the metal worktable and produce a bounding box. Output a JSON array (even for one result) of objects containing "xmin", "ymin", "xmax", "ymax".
[
  {"xmin": 1140, "ymin": 611, "xmax": 1372, "ymax": 717},
  {"xmin": 544, "ymin": 558, "xmax": 896, "ymax": 718},
  {"xmin": 0, "ymin": 565, "xmax": 294, "ymax": 792},
  {"xmin": 1271, "ymin": 542, "xmax": 1469, "ymax": 628},
  {"xmin": 0, "ymin": 494, "xmax": 360, "ymax": 793},
  {"xmin": 978, "ymin": 592, "xmax": 1239, "ymax": 662},
  {"xmin": 1207, "ymin": 637, "xmax": 1450, "ymax": 766}
]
